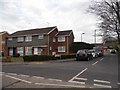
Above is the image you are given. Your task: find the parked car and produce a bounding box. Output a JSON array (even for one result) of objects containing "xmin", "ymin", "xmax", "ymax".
[
  {"xmin": 110, "ymin": 49, "xmax": 116, "ymax": 54},
  {"xmin": 76, "ymin": 49, "xmax": 93, "ymax": 61},
  {"xmin": 93, "ymin": 47, "xmax": 104, "ymax": 57},
  {"xmin": 88, "ymin": 49, "xmax": 98, "ymax": 58}
]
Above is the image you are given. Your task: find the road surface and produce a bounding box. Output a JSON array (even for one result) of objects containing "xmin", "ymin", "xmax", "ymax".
[{"xmin": 2, "ymin": 54, "xmax": 119, "ymax": 88}]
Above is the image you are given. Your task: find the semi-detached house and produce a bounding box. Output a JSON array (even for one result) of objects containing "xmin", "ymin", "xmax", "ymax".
[
  {"xmin": 0, "ymin": 31, "xmax": 9, "ymax": 56},
  {"xmin": 7, "ymin": 26, "xmax": 74, "ymax": 56}
]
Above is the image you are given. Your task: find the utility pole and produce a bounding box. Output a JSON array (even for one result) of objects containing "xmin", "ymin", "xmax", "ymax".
[
  {"xmin": 28, "ymin": 22, "xmax": 32, "ymax": 29},
  {"xmin": 94, "ymin": 30, "xmax": 97, "ymax": 44},
  {"xmin": 47, "ymin": 22, "xmax": 50, "ymax": 27},
  {"xmin": 81, "ymin": 33, "xmax": 85, "ymax": 42}
]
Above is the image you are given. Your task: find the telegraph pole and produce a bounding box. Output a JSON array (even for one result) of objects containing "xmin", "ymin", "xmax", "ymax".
[
  {"xmin": 94, "ymin": 30, "xmax": 97, "ymax": 44},
  {"xmin": 47, "ymin": 22, "xmax": 50, "ymax": 27},
  {"xmin": 81, "ymin": 33, "xmax": 85, "ymax": 42}
]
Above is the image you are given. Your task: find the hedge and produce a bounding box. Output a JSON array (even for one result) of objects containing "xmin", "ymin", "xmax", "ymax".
[
  {"xmin": 23, "ymin": 55, "xmax": 55, "ymax": 62},
  {"xmin": 60, "ymin": 54, "xmax": 76, "ymax": 59},
  {"xmin": 23, "ymin": 54, "xmax": 76, "ymax": 62}
]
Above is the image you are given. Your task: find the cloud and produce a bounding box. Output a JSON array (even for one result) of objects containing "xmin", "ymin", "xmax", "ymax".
[{"xmin": 0, "ymin": 0, "xmax": 102, "ymax": 43}]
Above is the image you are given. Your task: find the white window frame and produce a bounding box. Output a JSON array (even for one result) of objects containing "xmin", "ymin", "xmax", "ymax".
[
  {"xmin": 58, "ymin": 46, "xmax": 65, "ymax": 52},
  {"xmin": 34, "ymin": 47, "xmax": 42, "ymax": 55},
  {"xmin": 25, "ymin": 47, "xmax": 32, "ymax": 55},
  {"xmin": 38, "ymin": 35, "xmax": 44, "ymax": 39},
  {"xmin": 9, "ymin": 48, "xmax": 13, "ymax": 56},
  {"xmin": 8, "ymin": 37, "xmax": 12, "ymax": 41},
  {"xmin": 58, "ymin": 36, "xmax": 65, "ymax": 42},
  {"xmin": 25, "ymin": 36, "xmax": 32, "ymax": 42},
  {"xmin": 17, "ymin": 37, "xmax": 24, "ymax": 42},
  {"xmin": 1, "ymin": 41, "xmax": 5, "ymax": 44},
  {"xmin": 17, "ymin": 47, "xmax": 24, "ymax": 56}
]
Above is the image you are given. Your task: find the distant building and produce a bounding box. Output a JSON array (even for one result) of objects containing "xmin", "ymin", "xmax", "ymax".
[
  {"xmin": 7, "ymin": 26, "xmax": 74, "ymax": 56},
  {"xmin": 0, "ymin": 31, "xmax": 9, "ymax": 56}
]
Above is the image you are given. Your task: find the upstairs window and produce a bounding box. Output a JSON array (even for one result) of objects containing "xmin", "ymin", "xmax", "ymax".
[
  {"xmin": 17, "ymin": 37, "xmax": 24, "ymax": 42},
  {"xmin": 8, "ymin": 37, "xmax": 12, "ymax": 41},
  {"xmin": 38, "ymin": 35, "xmax": 44, "ymax": 39},
  {"xmin": 25, "ymin": 36, "xmax": 32, "ymax": 42},
  {"xmin": 58, "ymin": 36, "xmax": 65, "ymax": 42}
]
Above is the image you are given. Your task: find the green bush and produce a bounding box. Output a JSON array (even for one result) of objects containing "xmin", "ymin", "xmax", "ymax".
[
  {"xmin": 23, "ymin": 54, "xmax": 76, "ymax": 62},
  {"xmin": 23, "ymin": 55, "xmax": 55, "ymax": 62},
  {"xmin": 61, "ymin": 54, "xmax": 76, "ymax": 59}
]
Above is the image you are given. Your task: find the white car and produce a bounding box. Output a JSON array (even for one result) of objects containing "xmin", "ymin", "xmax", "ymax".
[{"xmin": 89, "ymin": 49, "xmax": 98, "ymax": 58}]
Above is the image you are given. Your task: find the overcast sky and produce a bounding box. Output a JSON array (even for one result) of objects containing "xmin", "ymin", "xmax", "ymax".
[{"xmin": 0, "ymin": 0, "xmax": 102, "ymax": 43}]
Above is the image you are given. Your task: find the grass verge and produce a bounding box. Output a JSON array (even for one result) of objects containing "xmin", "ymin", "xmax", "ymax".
[{"xmin": 11, "ymin": 57, "xmax": 23, "ymax": 62}]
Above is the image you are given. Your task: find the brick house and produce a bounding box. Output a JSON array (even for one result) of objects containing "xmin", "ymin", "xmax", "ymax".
[
  {"xmin": 55, "ymin": 30, "xmax": 74, "ymax": 55},
  {"xmin": 7, "ymin": 26, "xmax": 74, "ymax": 56},
  {"xmin": 0, "ymin": 31, "xmax": 9, "ymax": 56}
]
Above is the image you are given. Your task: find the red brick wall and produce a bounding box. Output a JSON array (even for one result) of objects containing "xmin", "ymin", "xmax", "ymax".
[
  {"xmin": 68, "ymin": 32, "xmax": 74, "ymax": 54},
  {"xmin": 48, "ymin": 28, "xmax": 58, "ymax": 55},
  {"xmin": 56, "ymin": 32, "xmax": 74, "ymax": 55}
]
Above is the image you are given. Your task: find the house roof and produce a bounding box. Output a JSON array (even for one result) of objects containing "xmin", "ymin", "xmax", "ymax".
[
  {"xmin": 0, "ymin": 31, "xmax": 9, "ymax": 35},
  {"xmin": 9, "ymin": 26, "xmax": 57, "ymax": 37},
  {"xmin": 56, "ymin": 30, "xmax": 73, "ymax": 36}
]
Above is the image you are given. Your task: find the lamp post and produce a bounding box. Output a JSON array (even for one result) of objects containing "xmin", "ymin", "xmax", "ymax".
[{"xmin": 81, "ymin": 33, "xmax": 85, "ymax": 42}]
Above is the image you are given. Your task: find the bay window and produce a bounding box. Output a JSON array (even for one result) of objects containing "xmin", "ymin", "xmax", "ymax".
[
  {"xmin": 17, "ymin": 47, "xmax": 23, "ymax": 56},
  {"xmin": 25, "ymin": 47, "xmax": 32, "ymax": 55}
]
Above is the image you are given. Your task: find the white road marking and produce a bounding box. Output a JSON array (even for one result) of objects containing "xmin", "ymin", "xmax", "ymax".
[
  {"xmin": 68, "ymin": 68, "xmax": 87, "ymax": 82},
  {"xmin": 19, "ymin": 74, "xmax": 29, "ymax": 77},
  {"xmin": 5, "ymin": 75, "xmax": 32, "ymax": 84},
  {"xmin": 100, "ymin": 58, "xmax": 104, "ymax": 61},
  {"xmin": 68, "ymin": 80, "xmax": 85, "ymax": 84},
  {"xmin": 94, "ymin": 84, "xmax": 112, "ymax": 88},
  {"xmin": 48, "ymin": 78, "xmax": 62, "ymax": 82},
  {"xmin": 94, "ymin": 79, "xmax": 110, "ymax": 84},
  {"xmin": 32, "ymin": 76, "xmax": 44, "ymax": 79},
  {"xmin": 7, "ymin": 73, "xmax": 17, "ymax": 76},
  {"xmin": 35, "ymin": 82, "xmax": 85, "ymax": 88},
  {"xmin": 90, "ymin": 87, "xmax": 93, "ymax": 88},
  {"xmin": 117, "ymin": 83, "xmax": 120, "ymax": 85},
  {"xmin": 92, "ymin": 61, "xmax": 99, "ymax": 66},
  {"xmin": 0, "ymin": 72, "xmax": 4, "ymax": 74},
  {"xmin": 75, "ymin": 77, "xmax": 87, "ymax": 81}
]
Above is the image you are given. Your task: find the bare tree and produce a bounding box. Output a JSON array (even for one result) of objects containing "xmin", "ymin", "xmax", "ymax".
[{"xmin": 88, "ymin": 0, "xmax": 120, "ymax": 44}]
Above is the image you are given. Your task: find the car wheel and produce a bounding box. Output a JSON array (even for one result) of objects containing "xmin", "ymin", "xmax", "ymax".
[{"xmin": 87, "ymin": 57, "xmax": 90, "ymax": 61}]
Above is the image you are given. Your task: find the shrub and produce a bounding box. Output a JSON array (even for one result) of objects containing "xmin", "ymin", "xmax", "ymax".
[
  {"xmin": 23, "ymin": 54, "xmax": 76, "ymax": 62},
  {"xmin": 23, "ymin": 55, "xmax": 54, "ymax": 62},
  {"xmin": 61, "ymin": 54, "xmax": 76, "ymax": 59}
]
